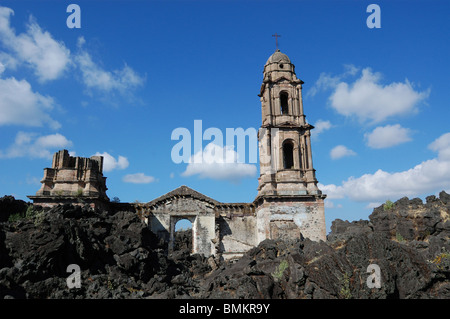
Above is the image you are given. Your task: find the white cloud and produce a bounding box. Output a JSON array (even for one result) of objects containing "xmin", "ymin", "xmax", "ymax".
[
  {"xmin": 0, "ymin": 77, "xmax": 60, "ymax": 129},
  {"xmin": 0, "ymin": 7, "xmax": 71, "ymax": 82},
  {"xmin": 365, "ymin": 124, "xmax": 413, "ymax": 149},
  {"xmin": 324, "ymin": 200, "xmax": 335, "ymax": 209},
  {"xmin": 181, "ymin": 143, "xmax": 257, "ymax": 183},
  {"xmin": 0, "ymin": 131, "xmax": 72, "ymax": 159},
  {"xmin": 0, "ymin": 7, "xmax": 144, "ymax": 103},
  {"xmin": 123, "ymin": 173, "xmax": 155, "ymax": 184},
  {"xmin": 75, "ymin": 37, "xmax": 145, "ymax": 94},
  {"xmin": 0, "ymin": 52, "xmax": 18, "ymax": 73},
  {"xmin": 93, "ymin": 152, "xmax": 129, "ymax": 172},
  {"xmin": 330, "ymin": 145, "xmax": 356, "ymax": 160},
  {"xmin": 307, "ymin": 72, "xmax": 340, "ymax": 97},
  {"xmin": 429, "ymin": 132, "xmax": 450, "ymax": 160},
  {"xmin": 324, "ymin": 200, "xmax": 344, "ymax": 209},
  {"xmin": 318, "ymin": 183, "xmax": 345, "ymax": 199},
  {"xmin": 320, "ymin": 132, "xmax": 450, "ymax": 203},
  {"xmin": 366, "ymin": 202, "xmax": 383, "ymax": 209},
  {"xmin": 330, "ymin": 68, "xmax": 429, "ymax": 124},
  {"xmin": 307, "ymin": 64, "xmax": 359, "ymax": 97},
  {"xmin": 312, "ymin": 119, "xmax": 332, "ymax": 139}
]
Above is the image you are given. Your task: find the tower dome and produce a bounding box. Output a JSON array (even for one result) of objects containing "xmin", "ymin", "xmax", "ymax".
[{"xmin": 265, "ymin": 49, "xmax": 291, "ymax": 65}]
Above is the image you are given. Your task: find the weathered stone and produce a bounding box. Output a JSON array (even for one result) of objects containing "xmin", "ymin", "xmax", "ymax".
[
  {"xmin": 28, "ymin": 150, "xmax": 109, "ymax": 209},
  {"xmin": 26, "ymin": 49, "xmax": 328, "ymax": 260},
  {"xmin": 0, "ymin": 195, "xmax": 28, "ymax": 223}
]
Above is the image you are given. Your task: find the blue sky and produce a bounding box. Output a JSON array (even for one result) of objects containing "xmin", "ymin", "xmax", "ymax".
[{"xmin": 0, "ymin": 0, "xmax": 449, "ymax": 232}]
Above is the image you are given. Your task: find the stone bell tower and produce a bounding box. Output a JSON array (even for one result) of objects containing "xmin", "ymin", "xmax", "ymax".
[{"xmin": 254, "ymin": 49, "xmax": 326, "ymax": 242}]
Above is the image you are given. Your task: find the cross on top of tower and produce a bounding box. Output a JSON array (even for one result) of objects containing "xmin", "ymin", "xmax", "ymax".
[{"xmin": 272, "ymin": 33, "xmax": 281, "ymax": 50}]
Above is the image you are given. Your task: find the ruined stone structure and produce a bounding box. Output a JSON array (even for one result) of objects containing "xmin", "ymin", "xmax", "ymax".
[
  {"xmin": 29, "ymin": 50, "xmax": 326, "ymax": 259},
  {"xmin": 255, "ymin": 49, "xmax": 326, "ymax": 244},
  {"xmin": 141, "ymin": 185, "xmax": 257, "ymax": 259},
  {"xmin": 141, "ymin": 50, "xmax": 326, "ymax": 259},
  {"xmin": 28, "ymin": 150, "xmax": 109, "ymax": 209}
]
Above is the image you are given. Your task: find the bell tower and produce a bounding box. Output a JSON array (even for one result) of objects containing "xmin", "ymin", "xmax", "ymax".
[{"xmin": 255, "ymin": 49, "xmax": 326, "ymax": 242}]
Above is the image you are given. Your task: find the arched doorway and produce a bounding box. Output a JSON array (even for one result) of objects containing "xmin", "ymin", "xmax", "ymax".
[
  {"xmin": 174, "ymin": 218, "xmax": 193, "ymax": 252},
  {"xmin": 169, "ymin": 216, "xmax": 196, "ymax": 254}
]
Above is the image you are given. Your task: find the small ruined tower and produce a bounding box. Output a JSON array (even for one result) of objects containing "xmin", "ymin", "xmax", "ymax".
[
  {"xmin": 254, "ymin": 49, "xmax": 326, "ymax": 242},
  {"xmin": 28, "ymin": 150, "xmax": 109, "ymax": 209}
]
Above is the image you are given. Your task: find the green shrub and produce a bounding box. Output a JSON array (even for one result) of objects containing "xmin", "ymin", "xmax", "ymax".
[
  {"xmin": 272, "ymin": 259, "xmax": 289, "ymax": 280},
  {"xmin": 383, "ymin": 200, "xmax": 394, "ymax": 211},
  {"xmin": 428, "ymin": 248, "xmax": 450, "ymax": 270},
  {"xmin": 25, "ymin": 205, "xmax": 35, "ymax": 218},
  {"xmin": 395, "ymin": 232, "xmax": 405, "ymax": 242},
  {"xmin": 8, "ymin": 212, "xmax": 23, "ymax": 223},
  {"xmin": 33, "ymin": 210, "xmax": 45, "ymax": 226},
  {"xmin": 339, "ymin": 272, "xmax": 352, "ymax": 299}
]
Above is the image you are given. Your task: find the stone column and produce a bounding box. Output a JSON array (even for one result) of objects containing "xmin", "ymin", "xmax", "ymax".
[
  {"xmin": 298, "ymin": 85, "xmax": 306, "ymax": 124},
  {"xmin": 306, "ymin": 131, "xmax": 313, "ymax": 170}
]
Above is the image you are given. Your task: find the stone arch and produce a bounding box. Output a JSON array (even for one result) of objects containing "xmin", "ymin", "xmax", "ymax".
[
  {"xmin": 170, "ymin": 216, "xmax": 195, "ymax": 253},
  {"xmin": 146, "ymin": 186, "xmax": 217, "ymax": 256}
]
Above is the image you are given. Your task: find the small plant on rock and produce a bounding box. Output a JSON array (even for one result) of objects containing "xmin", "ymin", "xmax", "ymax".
[
  {"xmin": 339, "ymin": 272, "xmax": 352, "ymax": 299},
  {"xmin": 272, "ymin": 259, "xmax": 289, "ymax": 281},
  {"xmin": 383, "ymin": 200, "xmax": 394, "ymax": 211},
  {"xmin": 428, "ymin": 248, "xmax": 450, "ymax": 270},
  {"xmin": 395, "ymin": 232, "xmax": 406, "ymax": 242}
]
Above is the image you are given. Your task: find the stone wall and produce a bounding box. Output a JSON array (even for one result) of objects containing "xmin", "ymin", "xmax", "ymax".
[
  {"xmin": 256, "ymin": 196, "xmax": 326, "ymax": 243},
  {"xmin": 28, "ymin": 150, "xmax": 109, "ymax": 209},
  {"xmin": 144, "ymin": 187, "xmax": 217, "ymax": 257},
  {"xmin": 215, "ymin": 203, "xmax": 258, "ymax": 260}
]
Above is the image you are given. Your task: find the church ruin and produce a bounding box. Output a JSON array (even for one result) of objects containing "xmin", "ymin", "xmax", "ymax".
[
  {"xmin": 29, "ymin": 49, "xmax": 326, "ymax": 259},
  {"xmin": 28, "ymin": 149, "xmax": 109, "ymax": 210}
]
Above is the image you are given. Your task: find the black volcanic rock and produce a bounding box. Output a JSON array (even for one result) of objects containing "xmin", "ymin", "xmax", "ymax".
[
  {"xmin": 0, "ymin": 195, "xmax": 28, "ymax": 223},
  {"xmin": 0, "ymin": 193, "xmax": 449, "ymax": 299}
]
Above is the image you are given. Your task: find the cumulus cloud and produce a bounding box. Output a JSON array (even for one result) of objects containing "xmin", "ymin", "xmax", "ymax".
[
  {"xmin": 365, "ymin": 124, "xmax": 413, "ymax": 149},
  {"xmin": 123, "ymin": 173, "xmax": 155, "ymax": 184},
  {"xmin": 0, "ymin": 6, "xmax": 71, "ymax": 81},
  {"xmin": 0, "ymin": 77, "xmax": 60, "ymax": 129},
  {"xmin": 181, "ymin": 143, "xmax": 257, "ymax": 183},
  {"xmin": 307, "ymin": 64, "xmax": 359, "ymax": 97},
  {"xmin": 93, "ymin": 152, "xmax": 129, "ymax": 172},
  {"xmin": 0, "ymin": 52, "xmax": 18, "ymax": 73},
  {"xmin": 312, "ymin": 119, "xmax": 332, "ymax": 139},
  {"xmin": 0, "ymin": 7, "xmax": 143, "ymax": 98},
  {"xmin": 75, "ymin": 37, "xmax": 145, "ymax": 94},
  {"xmin": 320, "ymin": 132, "xmax": 450, "ymax": 203},
  {"xmin": 330, "ymin": 145, "xmax": 356, "ymax": 160},
  {"xmin": 0, "ymin": 131, "xmax": 72, "ymax": 159},
  {"xmin": 319, "ymin": 183, "xmax": 345, "ymax": 199},
  {"xmin": 330, "ymin": 68, "xmax": 429, "ymax": 124},
  {"xmin": 429, "ymin": 132, "xmax": 450, "ymax": 160}
]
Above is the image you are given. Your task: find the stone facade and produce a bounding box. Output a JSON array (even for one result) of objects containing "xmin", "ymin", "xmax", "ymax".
[
  {"xmin": 28, "ymin": 149, "xmax": 109, "ymax": 209},
  {"xmin": 139, "ymin": 49, "xmax": 326, "ymax": 258},
  {"xmin": 28, "ymin": 49, "xmax": 326, "ymax": 259},
  {"xmin": 254, "ymin": 49, "xmax": 327, "ymax": 243}
]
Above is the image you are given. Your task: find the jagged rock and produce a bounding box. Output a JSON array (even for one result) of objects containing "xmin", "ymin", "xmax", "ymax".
[
  {"xmin": 0, "ymin": 193, "xmax": 449, "ymax": 299},
  {"xmin": 0, "ymin": 195, "xmax": 28, "ymax": 222},
  {"xmin": 328, "ymin": 219, "xmax": 373, "ymax": 242}
]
